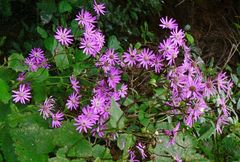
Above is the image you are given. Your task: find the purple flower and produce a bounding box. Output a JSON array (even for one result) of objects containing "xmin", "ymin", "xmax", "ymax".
[
  {"xmin": 216, "ymin": 114, "xmax": 229, "ymax": 134},
  {"xmin": 82, "ymin": 106, "xmax": 99, "ymax": 123},
  {"xmin": 122, "ymin": 47, "xmax": 138, "ymax": 67},
  {"xmin": 159, "ymin": 16, "xmax": 178, "ymax": 30},
  {"xmin": 51, "ymin": 111, "xmax": 64, "ymax": 128},
  {"xmin": 164, "ymin": 122, "xmax": 180, "ymax": 145},
  {"xmin": 54, "ymin": 27, "xmax": 74, "ymax": 46},
  {"xmin": 215, "ymin": 72, "xmax": 233, "ymax": 97},
  {"xmin": 151, "ymin": 55, "xmax": 163, "ymax": 73},
  {"xmin": 12, "ymin": 84, "xmax": 31, "ymax": 104},
  {"xmin": 137, "ymin": 48, "xmax": 154, "ymax": 69},
  {"xmin": 128, "ymin": 150, "xmax": 139, "ymax": 162},
  {"xmin": 158, "ymin": 38, "xmax": 176, "ymax": 57},
  {"xmin": 74, "ymin": 114, "xmax": 95, "ymax": 133},
  {"xmin": 28, "ymin": 48, "xmax": 45, "ymax": 64},
  {"xmin": 25, "ymin": 58, "xmax": 38, "ymax": 72},
  {"xmin": 66, "ymin": 92, "xmax": 80, "ymax": 111},
  {"xmin": 203, "ymin": 78, "xmax": 217, "ymax": 99},
  {"xmin": 39, "ymin": 96, "xmax": 55, "ymax": 119},
  {"xmin": 136, "ymin": 143, "xmax": 147, "ymax": 159},
  {"xmin": 79, "ymin": 37, "xmax": 99, "ymax": 57},
  {"xmin": 70, "ymin": 76, "xmax": 80, "ymax": 93},
  {"xmin": 75, "ymin": 9, "xmax": 96, "ymax": 27},
  {"xmin": 102, "ymin": 48, "xmax": 120, "ymax": 66},
  {"xmin": 184, "ymin": 76, "xmax": 204, "ymax": 99},
  {"xmin": 165, "ymin": 47, "xmax": 179, "ymax": 66},
  {"xmin": 170, "ymin": 28, "xmax": 185, "ymax": 46},
  {"xmin": 91, "ymin": 96, "xmax": 105, "ymax": 113},
  {"xmin": 91, "ymin": 123, "xmax": 106, "ymax": 137},
  {"xmin": 107, "ymin": 68, "xmax": 121, "ymax": 88},
  {"xmin": 93, "ymin": 0, "xmax": 106, "ymax": 16},
  {"xmin": 17, "ymin": 72, "xmax": 25, "ymax": 81},
  {"xmin": 118, "ymin": 84, "xmax": 128, "ymax": 98}
]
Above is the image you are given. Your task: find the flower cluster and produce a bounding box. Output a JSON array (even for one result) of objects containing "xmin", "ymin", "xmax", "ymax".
[
  {"xmin": 25, "ymin": 48, "xmax": 49, "ymax": 72},
  {"xmin": 39, "ymin": 96, "xmax": 64, "ymax": 128}
]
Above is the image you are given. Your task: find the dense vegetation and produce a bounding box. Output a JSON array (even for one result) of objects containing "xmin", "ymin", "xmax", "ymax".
[{"xmin": 0, "ymin": 0, "xmax": 240, "ymax": 162}]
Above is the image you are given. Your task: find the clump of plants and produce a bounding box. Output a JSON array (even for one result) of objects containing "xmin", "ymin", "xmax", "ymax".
[{"xmin": 1, "ymin": 1, "xmax": 239, "ymax": 162}]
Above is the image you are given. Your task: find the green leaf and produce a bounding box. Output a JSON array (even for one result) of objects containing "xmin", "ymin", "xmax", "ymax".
[
  {"xmin": 109, "ymin": 99, "xmax": 125, "ymax": 129},
  {"xmin": 198, "ymin": 123, "xmax": 215, "ymax": 140},
  {"xmin": 134, "ymin": 42, "xmax": 141, "ymax": 49},
  {"xmin": 49, "ymin": 157, "xmax": 69, "ymax": 162},
  {"xmin": 31, "ymin": 82, "xmax": 47, "ymax": 103},
  {"xmin": 10, "ymin": 123, "xmax": 54, "ymax": 162},
  {"xmin": 117, "ymin": 134, "xmax": 135, "ymax": 157},
  {"xmin": 237, "ymin": 98, "xmax": 240, "ymax": 110},
  {"xmin": 0, "ymin": 79, "xmax": 11, "ymax": 104},
  {"xmin": 58, "ymin": 0, "xmax": 72, "ymax": 13},
  {"xmin": 53, "ymin": 121, "xmax": 83, "ymax": 147},
  {"xmin": 67, "ymin": 139, "xmax": 92, "ymax": 158},
  {"xmin": 185, "ymin": 33, "xmax": 194, "ymax": 45},
  {"xmin": 37, "ymin": 26, "xmax": 48, "ymax": 38},
  {"xmin": 108, "ymin": 35, "xmax": 121, "ymax": 51},
  {"xmin": 231, "ymin": 74, "xmax": 239, "ymax": 85},
  {"xmin": 25, "ymin": 68, "xmax": 49, "ymax": 82},
  {"xmin": 55, "ymin": 54, "xmax": 69, "ymax": 70},
  {"xmin": 8, "ymin": 53, "xmax": 27, "ymax": 72},
  {"xmin": 44, "ymin": 36, "xmax": 57, "ymax": 52},
  {"xmin": 92, "ymin": 145, "xmax": 112, "ymax": 159}
]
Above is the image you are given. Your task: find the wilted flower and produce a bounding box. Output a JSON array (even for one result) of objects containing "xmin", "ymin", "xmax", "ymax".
[{"xmin": 39, "ymin": 96, "xmax": 55, "ymax": 119}]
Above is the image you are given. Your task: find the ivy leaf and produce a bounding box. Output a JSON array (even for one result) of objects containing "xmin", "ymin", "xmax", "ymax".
[
  {"xmin": 109, "ymin": 99, "xmax": 125, "ymax": 129},
  {"xmin": 58, "ymin": 0, "xmax": 72, "ymax": 13},
  {"xmin": 31, "ymin": 82, "xmax": 47, "ymax": 103},
  {"xmin": 37, "ymin": 26, "xmax": 48, "ymax": 38},
  {"xmin": 108, "ymin": 35, "xmax": 122, "ymax": 51},
  {"xmin": 92, "ymin": 145, "xmax": 112, "ymax": 159},
  {"xmin": 44, "ymin": 36, "xmax": 57, "ymax": 52},
  {"xmin": 67, "ymin": 139, "xmax": 92, "ymax": 158},
  {"xmin": 0, "ymin": 79, "xmax": 11, "ymax": 104},
  {"xmin": 8, "ymin": 53, "xmax": 27, "ymax": 72},
  {"xmin": 117, "ymin": 134, "xmax": 135, "ymax": 157},
  {"xmin": 185, "ymin": 32, "xmax": 194, "ymax": 45}
]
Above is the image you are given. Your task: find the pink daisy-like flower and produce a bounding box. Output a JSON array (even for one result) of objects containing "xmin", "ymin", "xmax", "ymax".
[
  {"xmin": 158, "ymin": 38, "xmax": 176, "ymax": 57},
  {"xmin": 25, "ymin": 57, "xmax": 38, "ymax": 72},
  {"xmin": 91, "ymin": 96, "xmax": 105, "ymax": 113},
  {"xmin": 79, "ymin": 37, "xmax": 99, "ymax": 57},
  {"xmin": 165, "ymin": 47, "xmax": 179, "ymax": 66},
  {"xmin": 136, "ymin": 143, "xmax": 147, "ymax": 159},
  {"xmin": 54, "ymin": 27, "xmax": 74, "ymax": 46},
  {"xmin": 159, "ymin": 16, "xmax": 178, "ymax": 30},
  {"xmin": 102, "ymin": 48, "xmax": 119, "ymax": 66},
  {"xmin": 122, "ymin": 47, "xmax": 138, "ymax": 67},
  {"xmin": 12, "ymin": 84, "xmax": 31, "ymax": 104},
  {"xmin": 93, "ymin": 0, "xmax": 106, "ymax": 16},
  {"xmin": 75, "ymin": 9, "xmax": 96, "ymax": 27},
  {"xmin": 51, "ymin": 111, "xmax": 64, "ymax": 128},
  {"xmin": 151, "ymin": 55, "xmax": 163, "ymax": 73},
  {"xmin": 184, "ymin": 76, "xmax": 204, "ymax": 99},
  {"xmin": 70, "ymin": 75, "xmax": 80, "ymax": 93},
  {"xmin": 28, "ymin": 48, "xmax": 45, "ymax": 64},
  {"xmin": 215, "ymin": 72, "xmax": 233, "ymax": 97},
  {"xmin": 82, "ymin": 106, "xmax": 99, "ymax": 123},
  {"xmin": 118, "ymin": 84, "xmax": 128, "ymax": 98},
  {"xmin": 170, "ymin": 28, "xmax": 185, "ymax": 46},
  {"xmin": 203, "ymin": 78, "xmax": 217, "ymax": 99},
  {"xmin": 137, "ymin": 48, "xmax": 154, "ymax": 70},
  {"xmin": 164, "ymin": 122, "xmax": 180, "ymax": 145},
  {"xmin": 17, "ymin": 72, "xmax": 25, "ymax": 82},
  {"xmin": 216, "ymin": 114, "xmax": 229, "ymax": 134},
  {"xmin": 128, "ymin": 150, "xmax": 139, "ymax": 162},
  {"xmin": 39, "ymin": 96, "xmax": 55, "ymax": 119},
  {"xmin": 74, "ymin": 114, "xmax": 95, "ymax": 133},
  {"xmin": 66, "ymin": 92, "xmax": 80, "ymax": 111},
  {"xmin": 107, "ymin": 68, "xmax": 121, "ymax": 88}
]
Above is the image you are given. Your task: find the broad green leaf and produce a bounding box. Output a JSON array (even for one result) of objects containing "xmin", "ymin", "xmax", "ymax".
[
  {"xmin": 44, "ymin": 36, "xmax": 57, "ymax": 52},
  {"xmin": 49, "ymin": 157, "xmax": 69, "ymax": 162},
  {"xmin": 8, "ymin": 53, "xmax": 27, "ymax": 72},
  {"xmin": 31, "ymin": 82, "xmax": 47, "ymax": 103},
  {"xmin": 108, "ymin": 35, "xmax": 121, "ymax": 51},
  {"xmin": 117, "ymin": 134, "xmax": 135, "ymax": 157},
  {"xmin": 0, "ymin": 79, "xmax": 11, "ymax": 104},
  {"xmin": 37, "ymin": 26, "xmax": 48, "ymax": 38},
  {"xmin": 0, "ymin": 67, "xmax": 16, "ymax": 82},
  {"xmin": 109, "ymin": 99, "xmax": 125, "ymax": 129},
  {"xmin": 231, "ymin": 74, "xmax": 239, "ymax": 85},
  {"xmin": 54, "ymin": 53, "xmax": 69, "ymax": 70},
  {"xmin": 198, "ymin": 123, "xmax": 215, "ymax": 140},
  {"xmin": 92, "ymin": 145, "xmax": 112, "ymax": 159},
  {"xmin": 237, "ymin": 98, "xmax": 240, "ymax": 110},
  {"xmin": 67, "ymin": 139, "xmax": 92, "ymax": 158},
  {"xmin": 59, "ymin": 0, "xmax": 72, "ymax": 13},
  {"xmin": 0, "ymin": 127, "xmax": 19, "ymax": 162},
  {"xmin": 53, "ymin": 121, "xmax": 83, "ymax": 147},
  {"xmin": 25, "ymin": 68, "xmax": 49, "ymax": 82},
  {"xmin": 10, "ymin": 123, "xmax": 54, "ymax": 162}
]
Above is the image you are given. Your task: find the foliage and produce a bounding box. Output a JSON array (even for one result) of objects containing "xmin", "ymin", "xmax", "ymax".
[{"xmin": 0, "ymin": 0, "xmax": 240, "ymax": 162}]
